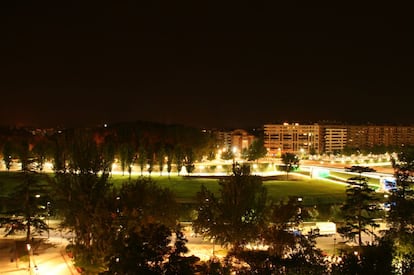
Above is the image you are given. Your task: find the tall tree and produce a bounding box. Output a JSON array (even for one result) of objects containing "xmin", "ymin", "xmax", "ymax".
[
  {"xmin": 31, "ymin": 136, "xmax": 53, "ymax": 172},
  {"xmin": 114, "ymin": 178, "xmax": 179, "ymax": 228},
  {"xmin": 193, "ymin": 163, "xmax": 268, "ymax": 251},
  {"xmin": 137, "ymin": 144, "xmax": 147, "ymax": 176},
  {"xmin": 281, "ymin": 152, "xmax": 300, "ymax": 180},
  {"xmin": 263, "ymin": 196, "xmax": 305, "ymax": 257},
  {"xmin": 338, "ymin": 176, "xmax": 380, "ymax": 250},
  {"xmin": 147, "ymin": 148, "xmax": 155, "ymax": 177},
  {"xmin": 2, "ymin": 140, "xmax": 13, "ymax": 171},
  {"xmin": 165, "ymin": 145, "xmax": 174, "ymax": 179},
  {"xmin": 119, "ymin": 142, "xmax": 135, "ymax": 179},
  {"xmin": 184, "ymin": 148, "xmax": 195, "ymax": 175},
  {"xmin": 175, "ymin": 146, "xmax": 185, "ymax": 176},
  {"xmin": 105, "ymin": 178, "xmax": 188, "ymax": 274},
  {"xmin": 157, "ymin": 145, "xmax": 165, "ymax": 176},
  {"xmin": 0, "ymin": 171, "xmax": 51, "ymax": 242},
  {"xmin": 52, "ymin": 129, "xmax": 113, "ymax": 270},
  {"xmin": 101, "ymin": 134, "xmax": 116, "ymax": 178},
  {"xmin": 386, "ymin": 146, "xmax": 414, "ymax": 273},
  {"xmin": 246, "ymin": 138, "xmax": 268, "ymax": 162},
  {"xmin": 106, "ymin": 223, "xmax": 172, "ymax": 274},
  {"xmin": 221, "ymin": 149, "xmax": 234, "ymax": 161}
]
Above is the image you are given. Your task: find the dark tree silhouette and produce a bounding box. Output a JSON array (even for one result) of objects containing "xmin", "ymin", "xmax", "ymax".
[
  {"xmin": 246, "ymin": 138, "xmax": 268, "ymax": 162},
  {"xmin": 281, "ymin": 152, "xmax": 300, "ymax": 180},
  {"xmin": 338, "ymin": 176, "xmax": 380, "ymax": 250},
  {"xmin": 385, "ymin": 146, "xmax": 414, "ymax": 273},
  {"xmin": 193, "ymin": 163, "xmax": 267, "ymax": 251}
]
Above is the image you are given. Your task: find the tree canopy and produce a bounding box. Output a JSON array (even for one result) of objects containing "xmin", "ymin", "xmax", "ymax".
[{"xmin": 193, "ymin": 163, "xmax": 268, "ymax": 251}]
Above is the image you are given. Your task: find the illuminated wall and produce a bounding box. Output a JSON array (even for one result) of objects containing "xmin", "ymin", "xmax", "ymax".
[{"xmin": 264, "ymin": 123, "xmax": 321, "ymax": 156}]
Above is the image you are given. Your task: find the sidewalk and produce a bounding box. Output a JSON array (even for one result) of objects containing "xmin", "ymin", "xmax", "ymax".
[{"xmin": 0, "ymin": 232, "xmax": 79, "ymax": 275}]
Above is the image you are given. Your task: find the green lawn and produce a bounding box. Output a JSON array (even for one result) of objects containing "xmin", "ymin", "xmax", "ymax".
[
  {"xmin": 109, "ymin": 174, "xmax": 222, "ymax": 203},
  {"xmin": 263, "ymin": 178, "xmax": 346, "ymax": 205},
  {"xmin": 0, "ymin": 171, "xmax": 349, "ymax": 222},
  {"xmin": 0, "ymin": 171, "xmax": 347, "ymax": 206},
  {"xmin": 108, "ymin": 174, "xmax": 347, "ymax": 205}
]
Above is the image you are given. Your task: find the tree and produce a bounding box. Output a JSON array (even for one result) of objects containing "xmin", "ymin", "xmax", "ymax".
[
  {"xmin": 106, "ymin": 223, "xmax": 172, "ymax": 274},
  {"xmin": 114, "ymin": 178, "xmax": 179, "ymax": 228},
  {"xmin": 246, "ymin": 138, "xmax": 267, "ymax": 162},
  {"xmin": 184, "ymin": 148, "xmax": 195, "ymax": 175},
  {"xmin": 163, "ymin": 225, "xmax": 200, "ymax": 275},
  {"xmin": 193, "ymin": 163, "xmax": 268, "ymax": 251},
  {"xmin": 51, "ymin": 129, "xmax": 113, "ymax": 271},
  {"xmin": 175, "ymin": 146, "xmax": 185, "ymax": 176},
  {"xmin": 0, "ymin": 137, "xmax": 52, "ymax": 242},
  {"xmin": 101, "ymin": 134, "xmax": 116, "ymax": 178},
  {"xmin": 14, "ymin": 138, "xmax": 32, "ymax": 172},
  {"xmin": 330, "ymin": 239, "xmax": 393, "ymax": 275},
  {"xmin": 106, "ymin": 224, "xmax": 198, "ymax": 275},
  {"xmin": 2, "ymin": 140, "xmax": 13, "ymax": 171},
  {"xmin": 281, "ymin": 152, "xmax": 300, "ymax": 180},
  {"xmin": 119, "ymin": 142, "xmax": 135, "ymax": 180},
  {"xmin": 231, "ymin": 196, "xmax": 327, "ymax": 274},
  {"xmin": 0, "ymin": 171, "xmax": 51, "ymax": 242},
  {"xmin": 31, "ymin": 136, "xmax": 53, "ymax": 172},
  {"xmin": 388, "ymin": 146, "xmax": 414, "ymax": 229},
  {"xmin": 157, "ymin": 145, "xmax": 165, "ymax": 176},
  {"xmin": 338, "ymin": 176, "xmax": 380, "ymax": 250},
  {"xmin": 147, "ymin": 149, "xmax": 155, "ymax": 177},
  {"xmin": 137, "ymin": 144, "xmax": 147, "ymax": 176},
  {"xmin": 221, "ymin": 149, "xmax": 234, "ymax": 161},
  {"xmin": 263, "ymin": 196, "xmax": 305, "ymax": 257},
  {"xmin": 105, "ymin": 178, "xmax": 188, "ymax": 274},
  {"xmin": 385, "ymin": 145, "xmax": 414, "ymax": 273},
  {"xmin": 165, "ymin": 145, "xmax": 174, "ymax": 179}
]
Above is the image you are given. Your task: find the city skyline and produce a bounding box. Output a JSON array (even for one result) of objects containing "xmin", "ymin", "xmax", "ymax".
[{"xmin": 1, "ymin": 2, "xmax": 413, "ymax": 129}]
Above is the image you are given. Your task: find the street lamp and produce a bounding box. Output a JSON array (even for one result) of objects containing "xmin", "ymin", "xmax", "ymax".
[
  {"xmin": 26, "ymin": 243, "xmax": 31, "ymax": 271},
  {"xmin": 297, "ymin": 197, "xmax": 303, "ymax": 221},
  {"xmin": 46, "ymin": 201, "xmax": 51, "ymax": 239},
  {"xmin": 212, "ymin": 237, "xmax": 216, "ymax": 257}
]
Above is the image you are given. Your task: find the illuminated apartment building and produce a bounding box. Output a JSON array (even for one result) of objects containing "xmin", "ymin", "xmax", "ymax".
[
  {"xmin": 215, "ymin": 129, "xmax": 256, "ymax": 154},
  {"xmin": 323, "ymin": 127, "xmax": 348, "ymax": 153},
  {"xmin": 347, "ymin": 125, "xmax": 414, "ymax": 148},
  {"xmin": 264, "ymin": 123, "xmax": 414, "ymax": 156},
  {"xmin": 264, "ymin": 123, "xmax": 320, "ymax": 156}
]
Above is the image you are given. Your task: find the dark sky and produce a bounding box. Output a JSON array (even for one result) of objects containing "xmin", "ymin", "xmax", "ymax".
[{"xmin": 0, "ymin": 2, "xmax": 413, "ymax": 129}]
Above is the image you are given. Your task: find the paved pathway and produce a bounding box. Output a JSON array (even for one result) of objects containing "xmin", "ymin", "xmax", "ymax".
[{"xmin": 0, "ymin": 230, "xmax": 78, "ymax": 275}]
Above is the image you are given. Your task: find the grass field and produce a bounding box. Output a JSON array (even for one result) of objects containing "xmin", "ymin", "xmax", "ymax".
[
  {"xmin": 0, "ymin": 171, "xmax": 347, "ymax": 206},
  {"xmin": 107, "ymin": 173, "xmax": 347, "ymax": 206},
  {"xmin": 0, "ymin": 171, "xmax": 349, "ymax": 221}
]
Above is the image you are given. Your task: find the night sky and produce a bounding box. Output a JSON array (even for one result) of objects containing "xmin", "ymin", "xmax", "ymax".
[{"xmin": 0, "ymin": 2, "xmax": 413, "ymax": 129}]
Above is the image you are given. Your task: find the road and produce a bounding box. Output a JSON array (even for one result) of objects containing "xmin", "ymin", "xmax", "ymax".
[{"xmin": 301, "ymin": 160, "xmax": 394, "ymax": 175}]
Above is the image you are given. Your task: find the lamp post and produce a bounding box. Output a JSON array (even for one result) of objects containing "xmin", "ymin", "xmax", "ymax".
[
  {"xmin": 333, "ymin": 237, "xmax": 336, "ymax": 256},
  {"xmin": 212, "ymin": 237, "xmax": 216, "ymax": 257},
  {"xmin": 297, "ymin": 197, "xmax": 303, "ymax": 221},
  {"xmin": 46, "ymin": 201, "xmax": 51, "ymax": 239},
  {"xmin": 26, "ymin": 243, "xmax": 31, "ymax": 272}
]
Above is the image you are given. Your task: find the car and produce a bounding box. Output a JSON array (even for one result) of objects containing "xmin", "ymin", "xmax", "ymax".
[{"xmin": 344, "ymin": 165, "xmax": 376, "ymax": 173}]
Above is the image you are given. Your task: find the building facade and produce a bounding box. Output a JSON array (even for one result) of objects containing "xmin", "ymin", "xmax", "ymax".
[
  {"xmin": 264, "ymin": 123, "xmax": 414, "ymax": 156},
  {"xmin": 264, "ymin": 123, "xmax": 321, "ymax": 157},
  {"xmin": 323, "ymin": 127, "xmax": 347, "ymax": 153},
  {"xmin": 215, "ymin": 129, "xmax": 256, "ymax": 156}
]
